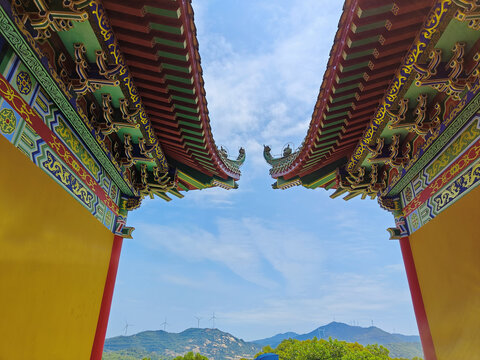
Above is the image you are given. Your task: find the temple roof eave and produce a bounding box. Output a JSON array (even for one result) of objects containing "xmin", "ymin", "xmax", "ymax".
[{"xmin": 265, "ymin": 0, "xmax": 435, "ymax": 181}]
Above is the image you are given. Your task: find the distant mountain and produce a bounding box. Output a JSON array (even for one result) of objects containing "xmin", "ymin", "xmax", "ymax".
[
  {"xmin": 253, "ymin": 331, "xmax": 299, "ymax": 347},
  {"xmin": 104, "ymin": 328, "xmax": 262, "ymax": 360},
  {"xmin": 252, "ymin": 322, "xmax": 422, "ymax": 358},
  {"xmin": 103, "ymin": 322, "xmax": 423, "ymax": 360}
]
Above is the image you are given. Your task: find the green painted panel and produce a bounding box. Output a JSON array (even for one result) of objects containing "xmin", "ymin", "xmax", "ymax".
[
  {"xmin": 316, "ymin": 132, "xmax": 339, "ymax": 141},
  {"xmin": 165, "ymin": 74, "xmax": 193, "ymax": 84},
  {"xmin": 325, "ymin": 180, "xmax": 336, "ymax": 190},
  {"xmin": 352, "ymin": 20, "xmax": 386, "ymax": 33},
  {"xmin": 93, "ymin": 86, "xmax": 124, "ymax": 108},
  {"xmin": 307, "ymin": 151, "xmax": 329, "ymax": 162},
  {"xmin": 333, "ymin": 83, "xmax": 360, "ymax": 94},
  {"xmin": 158, "ymin": 50, "xmax": 189, "ymax": 62},
  {"xmin": 177, "ymin": 182, "xmax": 189, "ymax": 191},
  {"xmin": 435, "ymin": 19, "xmax": 480, "ymax": 61},
  {"xmin": 150, "ymin": 23, "xmax": 182, "ymax": 35},
  {"xmin": 403, "ymin": 85, "xmax": 438, "ymax": 106},
  {"xmin": 343, "ymin": 48, "xmax": 373, "ymax": 61},
  {"xmin": 168, "ymin": 189, "xmax": 184, "ymax": 198},
  {"xmin": 327, "ymin": 102, "xmax": 352, "ymax": 112},
  {"xmin": 320, "ymin": 125, "xmax": 344, "ymax": 135},
  {"xmin": 172, "ymin": 95, "xmax": 197, "ymax": 104},
  {"xmin": 168, "ymin": 84, "xmax": 195, "ymax": 95},
  {"xmin": 341, "ymin": 61, "xmax": 369, "ymax": 73},
  {"xmin": 116, "ymin": 127, "xmax": 144, "ymax": 142},
  {"xmin": 178, "ymin": 120, "xmax": 202, "ymax": 129},
  {"xmin": 183, "ymin": 134, "xmax": 203, "ymax": 143},
  {"xmin": 177, "ymin": 112, "xmax": 200, "ymax": 121},
  {"xmin": 174, "ymin": 104, "xmax": 198, "ymax": 113},
  {"xmin": 57, "ymin": 21, "xmax": 102, "ymax": 63},
  {"xmin": 349, "ymin": 35, "xmax": 380, "ymax": 48},
  {"xmin": 338, "ymin": 72, "xmax": 364, "ymax": 84},
  {"xmin": 357, "ymin": 4, "xmax": 392, "ymax": 18},
  {"xmin": 181, "ymin": 127, "xmax": 203, "ymax": 136},
  {"xmin": 331, "ymin": 92, "xmax": 356, "ymax": 103},
  {"xmin": 162, "ymin": 63, "xmax": 190, "ymax": 74},
  {"xmin": 154, "ymin": 37, "xmax": 186, "ymax": 49},
  {"xmin": 196, "ymin": 160, "xmax": 216, "ymax": 171},
  {"xmin": 314, "ymin": 139, "xmax": 338, "ymax": 148},
  {"xmin": 177, "ymin": 169, "xmax": 208, "ymax": 189},
  {"xmin": 322, "ymin": 118, "xmax": 347, "ymax": 127},
  {"xmin": 156, "ymin": 192, "xmax": 172, "ymax": 201},
  {"xmin": 144, "ymin": 6, "xmax": 180, "ymax": 19},
  {"xmin": 305, "ymin": 172, "xmax": 336, "ymax": 189},
  {"xmin": 186, "ymin": 141, "xmax": 206, "ymax": 150},
  {"xmin": 190, "ymin": 151, "xmax": 211, "ymax": 161},
  {"xmin": 310, "ymin": 148, "xmax": 331, "ymax": 156}
]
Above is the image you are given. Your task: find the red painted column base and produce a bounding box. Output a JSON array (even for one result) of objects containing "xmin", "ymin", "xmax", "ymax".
[
  {"xmin": 399, "ymin": 236, "xmax": 437, "ymax": 360},
  {"xmin": 90, "ymin": 235, "xmax": 123, "ymax": 360}
]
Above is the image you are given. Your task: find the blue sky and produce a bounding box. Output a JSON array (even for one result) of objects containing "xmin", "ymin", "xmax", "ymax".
[{"xmin": 106, "ymin": 0, "xmax": 418, "ymax": 341}]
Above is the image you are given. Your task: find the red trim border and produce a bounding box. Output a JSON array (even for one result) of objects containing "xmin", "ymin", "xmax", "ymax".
[{"xmin": 399, "ymin": 237, "xmax": 437, "ymax": 360}]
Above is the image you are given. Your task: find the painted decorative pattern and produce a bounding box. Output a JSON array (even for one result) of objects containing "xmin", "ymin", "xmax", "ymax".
[
  {"xmin": 88, "ymin": 0, "xmax": 169, "ymax": 171},
  {"xmin": 0, "ymin": 3, "xmax": 135, "ymax": 195},
  {"xmin": 400, "ymin": 115, "xmax": 480, "ymax": 233},
  {"xmin": 433, "ymin": 160, "xmax": 480, "ymax": 210},
  {"xmin": 0, "ymin": 107, "xmax": 16, "ymax": 134},
  {"xmin": 0, "ymin": 71, "xmax": 119, "ymax": 215},
  {"xmin": 425, "ymin": 120, "xmax": 480, "ymax": 179},
  {"xmin": 15, "ymin": 70, "xmax": 31, "ymax": 95},
  {"xmin": 43, "ymin": 149, "xmax": 95, "ymax": 207},
  {"xmin": 55, "ymin": 118, "xmax": 101, "ymax": 177},
  {"xmin": 387, "ymin": 79, "xmax": 480, "ymax": 196},
  {"xmin": 403, "ymin": 136, "xmax": 480, "ymax": 215},
  {"xmin": 346, "ymin": 0, "xmax": 452, "ymax": 172}
]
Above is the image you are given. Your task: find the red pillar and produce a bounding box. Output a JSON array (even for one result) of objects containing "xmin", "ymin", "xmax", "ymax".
[
  {"xmin": 90, "ymin": 235, "xmax": 124, "ymax": 360},
  {"xmin": 399, "ymin": 236, "xmax": 437, "ymax": 360}
]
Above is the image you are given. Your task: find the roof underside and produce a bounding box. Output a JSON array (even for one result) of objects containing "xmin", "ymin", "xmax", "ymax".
[
  {"xmin": 270, "ymin": 0, "xmax": 434, "ymax": 180},
  {"xmin": 103, "ymin": 0, "xmax": 242, "ymax": 182}
]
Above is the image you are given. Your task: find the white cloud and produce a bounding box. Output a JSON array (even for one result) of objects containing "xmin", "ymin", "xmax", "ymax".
[
  {"xmin": 138, "ymin": 217, "xmax": 324, "ymax": 291},
  {"xmin": 194, "ymin": 0, "xmax": 344, "ymax": 168},
  {"xmin": 219, "ymin": 271, "xmax": 412, "ymax": 338}
]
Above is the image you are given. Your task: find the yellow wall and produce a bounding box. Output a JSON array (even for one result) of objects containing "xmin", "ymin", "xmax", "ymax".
[
  {"xmin": 0, "ymin": 136, "xmax": 114, "ymax": 359},
  {"xmin": 410, "ymin": 184, "xmax": 480, "ymax": 360}
]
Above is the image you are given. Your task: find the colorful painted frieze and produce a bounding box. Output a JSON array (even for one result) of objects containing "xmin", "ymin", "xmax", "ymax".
[
  {"xmin": 0, "ymin": 47, "xmax": 119, "ymax": 231},
  {"xmin": 400, "ymin": 114, "xmax": 480, "ymax": 233}
]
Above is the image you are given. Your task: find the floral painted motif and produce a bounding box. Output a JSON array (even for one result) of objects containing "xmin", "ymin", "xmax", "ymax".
[
  {"xmin": 0, "ymin": 108, "xmax": 16, "ymax": 134},
  {"xmin": 16, "ymin": 71, "xmax": 32, "ymax": 95}
]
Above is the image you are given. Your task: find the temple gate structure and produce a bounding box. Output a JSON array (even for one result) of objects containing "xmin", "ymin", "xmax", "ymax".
[
  {"xmin": 265, "ymin": 1, "xmax": 480, "ymax": 359},
  {"xmin": 0, "ymin": 0, "xmax": 243, "ymax": 358}
]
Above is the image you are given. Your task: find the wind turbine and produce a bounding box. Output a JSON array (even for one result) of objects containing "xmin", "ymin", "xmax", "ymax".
[
  {"xmin": 161, "ymin": 317, "xmax": 169, "ymax": 331},
  {"xmin": 123, "ymin": 321, "xmax": 134, "ymax": 336},
  {"xmin": 210, "ymin": 312, "xmax": 217, "ymax": 329},
  {"xmin": 194, "ymin": 316, "xmax": 202, "ymax": 328}
]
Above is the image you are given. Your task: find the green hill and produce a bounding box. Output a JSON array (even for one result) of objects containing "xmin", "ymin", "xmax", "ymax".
[
  {"xmin": 103, "ymin": 328, "xmax": 262, "ymax": 360},
  {"xmin": 253, "ymin": 322, "xmax": 423, "ymax": 359},
  {"xmin": 103, "ymin": 323, "xmax": 423, "ymax": 360}
]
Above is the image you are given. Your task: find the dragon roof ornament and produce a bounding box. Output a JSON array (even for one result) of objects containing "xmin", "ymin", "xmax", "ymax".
[{"xmin": 263, "ymin": 144, "xmax": 301, "ymax": 176}]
